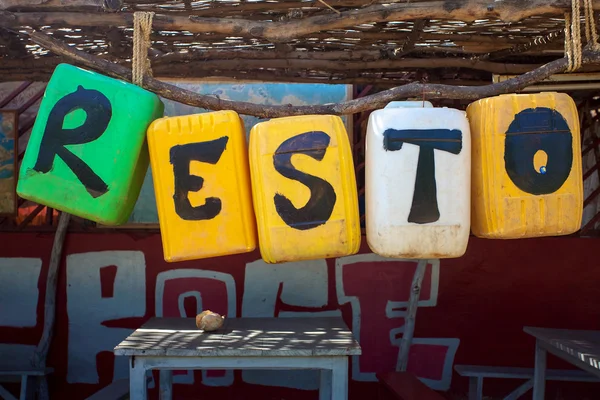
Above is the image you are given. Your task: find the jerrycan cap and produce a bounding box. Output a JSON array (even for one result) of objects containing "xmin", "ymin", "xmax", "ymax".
[{"xmin": 384, "ymin": 100, "xmax": 434, "ymax": 109}]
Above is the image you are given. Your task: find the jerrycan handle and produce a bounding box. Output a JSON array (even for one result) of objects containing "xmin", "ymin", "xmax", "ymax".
[{"xmin": 384, "ymin": 100, "xmax": 434, "ymax": 109}]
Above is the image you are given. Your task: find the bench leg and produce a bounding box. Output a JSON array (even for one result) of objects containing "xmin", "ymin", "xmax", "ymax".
[
  {"xmin": 159, "ymin": 370, "xmax": 173, "ymax": 400},
  {"xmin": 504, "ymin": 379, "xmax": 534, "ymax": 400},
  {"xmin": 468, "ymin": 376, "xmax": 483, "ymax": 400},
  {"xmin": 19, "ymin": 375, "xmax": 36, "ymax": 400},
  {"xmin": 532, "ymin": 341, "xmax": 547, "ymax": 400},
  {"xmin": 320, "ymin": 369, "xmax": 332, "ymax": 400},
  {"xmin": 0, "ymin": 384, "xmax": 18, "ymax": 400},
  {"xmin": 130, "ymin": 357, "xmax": 148, "ymax": 400},
  {"xmin": 34, "ymin": 377, "xmax": 49, "ymax": 400},
  {"xmin": 330, "ymin": 358, "xmax": 348, "ymax": 400}
]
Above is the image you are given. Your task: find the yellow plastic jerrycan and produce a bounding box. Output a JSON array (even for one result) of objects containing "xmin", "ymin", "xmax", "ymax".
[
  {"xmin": 147, "ymin": 111, "xmax": 257, "ymax": 262},
  {"xmin": 249, "ymin": 115, "xmax": 361, "ymax": 263},
  {"xmin": 467, "ymin": 92, "xmax": 583, "ymax": 239}
]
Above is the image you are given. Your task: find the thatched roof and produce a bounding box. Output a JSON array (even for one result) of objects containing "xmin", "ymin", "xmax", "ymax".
[{"xmin": 1, "ymin": 0, "xmax": 600, "ymax": 85}]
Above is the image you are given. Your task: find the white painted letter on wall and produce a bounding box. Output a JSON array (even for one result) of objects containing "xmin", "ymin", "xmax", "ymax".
[
  {"xmin": 0, "ymin": 258, "xmax": 42, "ymax": 328},
  {"xmin": 156, "ymin": 269, "xmax": 236, "ymax": 386},
  {"xmin": 67, "ymin": 251, "xmax": 146, "ymax": 384},
  {"xmin": 242, "ymin": 258, "xmax": 340, "ymax": 390}
]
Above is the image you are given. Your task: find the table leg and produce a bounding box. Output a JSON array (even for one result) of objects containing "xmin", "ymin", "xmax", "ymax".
[
  {"xmin": 38, "ymin": 376, "xmax": 49, "ymax": 400},
  {"xmin": 532, "ymin": 341, "xmax": 547, "ymax": 400},
  {"xmin": 159, "ymin": 370, "xmax": 173, "ymax": 400},
  {"xmin": 468, "ymin": 376, "xmax": 483, "ymax": 400},
  {"xmin": 19, "ymin": 375, "xmax": 28, "ymax": 400},
  {"xmin": 130, "ymin": 357, "xmax": 148, "ymax": 400},
  {"xmin": 330, "ymin": 358, "xmax": 348, "ymax": 400},
  {"xmin": 20, "ymin": 375, "xmax": 36, "ymax": 400},
  {"xmin": 320, "ymin": 369, "xmax": 332, "ymax": 400}
]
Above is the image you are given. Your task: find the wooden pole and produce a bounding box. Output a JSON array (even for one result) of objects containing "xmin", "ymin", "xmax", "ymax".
[
  {"xmin": 397, "ymin": 259, "xmax": 427, "ymax": 372},
  {"xmin": 33, "ymin": 211, "xmax": 71, "ymax": 368}
]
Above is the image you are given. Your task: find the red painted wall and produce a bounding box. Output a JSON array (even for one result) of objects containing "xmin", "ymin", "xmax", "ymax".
[{"xmin": 1, "ymin": 233, "xmax": 599, "ymax": 399}]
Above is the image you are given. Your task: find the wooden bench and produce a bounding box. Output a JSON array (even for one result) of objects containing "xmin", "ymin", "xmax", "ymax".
[
  {"xmin": 85, "ymin": 376, "xmax": 152, "ymax": 400},
  {"xmin": 454, "ymin": 364, "xmax": 600, "ymax": 400},
  {"xmin": 376, "ymin": 371, "xmax": 446, "ymax": 400},
  {"xmin": 0, "ymin": 367, "xmax": 53, "ymax": 400},
  {"xmin": 85, "ymin": 379, "xmax": 130, "ymax": 400}
]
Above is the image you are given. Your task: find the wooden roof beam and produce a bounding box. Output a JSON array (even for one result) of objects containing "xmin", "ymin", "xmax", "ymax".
[
  {"xmin": 1, "ymin": 1, "xmax": 599, "ymax": 41},
  {"xmin": 0, "ymin": 52, "xmax": 545, "ymax": 74},
  {"xmin": 0, "ymin": 0, "xmax": 122, "ymax": 12},
  {"xmin": 17, "ymin": 29, "xmax": 600, "ymax": 118}
]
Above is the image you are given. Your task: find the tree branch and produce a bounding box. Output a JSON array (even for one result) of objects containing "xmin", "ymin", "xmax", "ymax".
[
  {"xmin": 2, "ymin": 1, "xmax": 600, "ymax": 41},
  {"xmin": 20, "ymin": 29, "xmax": 600, "ymax": 118},
  {"xmin": 0, "ymin": 0, "xmax": 122, "ymax": 12}
]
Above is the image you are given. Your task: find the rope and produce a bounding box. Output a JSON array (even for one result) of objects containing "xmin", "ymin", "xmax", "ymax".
[
  {"xmin": 132, "ymin": 11, "xmax": 154, "ymax": 86},
  {"xmin": 572, "ymin": 0, "xmax": 582, "ymax": 70},
  {"xmin": 565, "ymin": 0, "xmax": 582, "ymax": 72},
  {"xmin": 584, "ymin": 0, "xmax": 600, "ymax": 51},
  {"xmin": 565, "ymin": 13, "xmax": 574, "ymax": 71},
  {"xmin": 564, "ymin": 0, "xmax": 600, "ymax": 72}
]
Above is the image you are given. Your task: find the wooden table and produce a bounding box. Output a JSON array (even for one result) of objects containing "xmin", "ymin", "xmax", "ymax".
[
  {"xmin": 524, "ymin": 326, "xmax": 600, "ymax": 400},
  {"xmin": 114, "ymin": 316, "xmax": 361, "ymax": 400}
]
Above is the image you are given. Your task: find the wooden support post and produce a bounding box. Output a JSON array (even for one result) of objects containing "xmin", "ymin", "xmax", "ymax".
[
  {"xmin": 468, "ymin": 376, "xmax": 483, "ymax": 400},
  {"xmin": 33, "ymin": 212, "xmax": 71, "ymax": 368},
  {"xmin": 532, "ymin": 341, "xmax": 547, "ymax": 400},
  {"xmin": 397, "ymin": 259, "xmax": 427, "ymax": 372}
]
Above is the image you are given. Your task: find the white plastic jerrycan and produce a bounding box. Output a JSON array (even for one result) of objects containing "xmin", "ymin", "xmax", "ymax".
[{"xmin": 365, "ymin": 101, "xmax": 471, "ymax": 258}]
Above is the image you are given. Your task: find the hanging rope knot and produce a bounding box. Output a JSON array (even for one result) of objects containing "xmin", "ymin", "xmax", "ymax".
[
  {"xmin": 564, "ymin": 0, "xmax": 582, "ymax": 72},
  {"xmin": 584, "ymin": 0, "xmax": 600, "ymax": 51},
  {"xmin": 132, "ymin": 11, "xmax": 154, "ymax": 86},
  {"xmin": 565, "ymin": 0, "xmax": 598, "ymax": 72}
]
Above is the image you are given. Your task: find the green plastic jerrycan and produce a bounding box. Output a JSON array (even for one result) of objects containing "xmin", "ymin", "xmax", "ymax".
[{"xmin": 17, "ymin": 64, "xmax": 164, "ymax": 225}]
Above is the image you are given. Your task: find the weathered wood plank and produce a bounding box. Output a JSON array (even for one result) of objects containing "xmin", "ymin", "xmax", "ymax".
[{"xmin": 32, "ymin": 212, "xmax": 70, "ymax": 368}]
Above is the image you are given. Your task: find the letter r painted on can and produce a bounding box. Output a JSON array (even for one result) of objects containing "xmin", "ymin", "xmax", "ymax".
[{"xmin": 33, "ymin": 85, "xmax": 112, "ymax": 198}]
